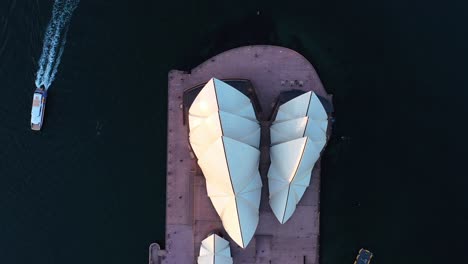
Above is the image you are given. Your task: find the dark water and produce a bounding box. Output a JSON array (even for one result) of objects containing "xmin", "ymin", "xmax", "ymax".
[{"xmin": 1, "ymin": 0, "xmax": 467, "ymax": 263}]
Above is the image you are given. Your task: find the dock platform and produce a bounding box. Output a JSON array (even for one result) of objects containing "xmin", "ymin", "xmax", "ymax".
[{"xmin": 155, "ymin": 45, "xmax": 333, "ymax": 264}]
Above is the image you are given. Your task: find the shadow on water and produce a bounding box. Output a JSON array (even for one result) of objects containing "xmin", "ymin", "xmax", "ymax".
[{"xmin": 177, "ymin": 12, "xmax": 280, "ymax": 71}]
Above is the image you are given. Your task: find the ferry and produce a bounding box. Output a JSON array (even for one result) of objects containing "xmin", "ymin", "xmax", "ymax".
[
  {"xmin": 31, "ymin": 87, "xmax": 47, "ymax": 131},
  {"xmin": 354, "ymin": 248, "xmax": 373, "ymax": 264}
]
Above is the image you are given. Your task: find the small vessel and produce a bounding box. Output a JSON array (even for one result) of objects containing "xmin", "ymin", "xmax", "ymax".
[
  {"xmin": 354, "ymin": 248, "xmax": 373, "ymax": 264},
  {"xmin": 31, "ymin": 87, "xmax": 47, "ymax": 131}
]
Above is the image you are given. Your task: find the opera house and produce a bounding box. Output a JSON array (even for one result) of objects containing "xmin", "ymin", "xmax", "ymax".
[{"xmin": 150, "ymin": 45, "xmax": 333, "ymax": 264}]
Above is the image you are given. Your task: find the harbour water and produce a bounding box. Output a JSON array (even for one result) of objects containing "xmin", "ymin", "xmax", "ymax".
[{"xmin": 0, "ymin": 0, "xmax": 467, "ymax": 263}]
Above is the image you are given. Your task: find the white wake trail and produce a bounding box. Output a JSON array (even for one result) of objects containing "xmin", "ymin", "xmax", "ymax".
[
  {"xmin": 35, "ymin": 0, "xmax": 79, "ymax": 90},
  {"xmin": 49, "ymin": 25, "xmax": 69, "ymax": 86},
  {"xmin": 35, "ymin": 0, "xmax": 62, "ymax": 88}
]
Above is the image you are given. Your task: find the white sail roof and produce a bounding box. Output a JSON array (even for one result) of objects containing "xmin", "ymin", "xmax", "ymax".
[
  {"xmin": 189, "ymin": 78, "xmax": 257, "ymax": 122},
  {"xmin": 268, "ymin": 91, "xmax": 328, "ymax": 224},
  {"xmin": 190, "ymin": 111, "xmax": 260, "ymax": 157},
  {"xmin": 198, "ymin": 234, "xmax": 233, "ymax": 264},
  {"xmin": 189, "ymin": 78, "xmax": 262, "ymax": 248},
  {"xmin": 273, "ymin": 91, "xmax": 328, "ymax": 122},
  {"xmin": 270, "ymin": 117, "xmax": 328, "ymax": 147}
]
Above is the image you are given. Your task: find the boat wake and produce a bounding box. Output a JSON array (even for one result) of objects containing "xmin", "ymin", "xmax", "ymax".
[{"xmin": 35, "ymin": 0, "xmax": 79, "ymax": 90}]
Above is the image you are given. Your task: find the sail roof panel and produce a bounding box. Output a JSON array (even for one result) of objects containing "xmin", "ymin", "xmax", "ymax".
[
  {"xmin": 189, "ymin": 78, "xmax": 261, "ymax": 248},
  {"xmin": 198, "ymin": 234, "xmax": 233, "ymax": 264},
  {"xmin": 268, "ymin": 91, "xmax": 329, "ymax": 224}
]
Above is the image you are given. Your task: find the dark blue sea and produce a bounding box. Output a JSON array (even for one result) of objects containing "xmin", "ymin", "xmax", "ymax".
[{"xmin": 1, "ymin": 0, "xmax": 467, "ymax": 263}]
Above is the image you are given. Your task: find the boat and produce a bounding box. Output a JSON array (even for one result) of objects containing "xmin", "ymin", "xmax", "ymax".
[
  {"xmin": 31, "ymin": 87, "xmax": 47, "ymax": 131},
  {"xmin": 354, "ymin": 248, "xmax": 373, "ymax": 264}
]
